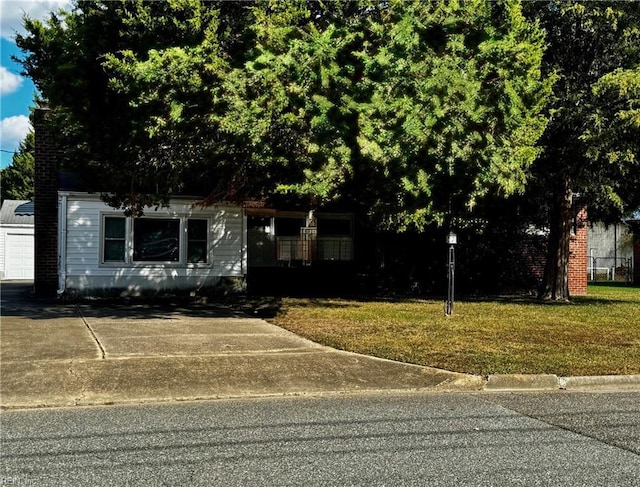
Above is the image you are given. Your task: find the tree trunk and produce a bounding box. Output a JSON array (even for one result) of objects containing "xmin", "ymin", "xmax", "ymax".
[{"xmin": 538, "ymin": 177, "xmax": 573, "ymax": 301}]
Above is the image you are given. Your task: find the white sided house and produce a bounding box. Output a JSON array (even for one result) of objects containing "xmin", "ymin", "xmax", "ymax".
[
  {"xmin": 57, "ymin": 193, "xmax": 246, "ymax": 296},
  {"xmin": 32, "ymin": 108, "xmax": 355, "ymax": 297}
]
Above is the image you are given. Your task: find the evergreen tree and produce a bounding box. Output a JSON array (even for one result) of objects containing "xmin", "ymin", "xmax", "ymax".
[
  {"xmin": 1, "ymin": 131, "xmax": 35, "ymax": 202},
  {"xmin": 525, "ymin": 1, "xmax": 640, "ymax": 300},
  {"xmin": 16, "ymin": 0, "xmax": 551, "ymax": 230}
]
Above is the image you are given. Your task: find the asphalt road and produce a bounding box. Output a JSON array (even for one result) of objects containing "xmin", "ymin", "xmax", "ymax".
[{"xmin": 1, "ymin": 391, "xmax": 638, "ymax": 486}]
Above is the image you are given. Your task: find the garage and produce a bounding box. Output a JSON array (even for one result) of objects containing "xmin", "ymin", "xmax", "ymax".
[
  {"xmin": 0, "ymin": 200, "xmax": 35, "ymax": 281},
  {"xmin": 4, "ymin": 233, "xmax": 35, "ymax": 279}
]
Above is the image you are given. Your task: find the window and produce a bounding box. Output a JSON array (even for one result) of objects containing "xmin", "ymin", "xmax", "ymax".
[
  {"xmin": 317, "ymin": 216, "xmax": 353, "ymax": 261},
  {"xmin": 247, "ymin": 216, "xmax": 276, "ymax": 267},
  {"xmin": 133, "ymin": 218, "xmax": 180, "ymax": 262},
  {"xmin": 275, "ymin": 218, "xmax": 305, "ymax": 236},
  {"xmin": 103, "ymin": 217, "xmax": 126, "ymax": 262},
  {"xmin": 274, "ymin": 218, "xmax": 305, "ymax": 262},
  {"xmin": 187, "ymin": 219, "xmax": 208, "ymax": 263},
  {"xmin": 101, "ymin": 214, "xmax": 212, "ymax": 266},
  {"xmin": 318, "ymin": 218, "xmax": 352, "ymax": 236}
]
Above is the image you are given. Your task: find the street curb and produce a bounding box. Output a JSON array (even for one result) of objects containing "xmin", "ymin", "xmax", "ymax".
[
  {"xmin": 2, "ymin": 371, "xmax": 640, "ymax": 410},
  {"xmin": 560, "ymin": 375, "xmax": 640, "ymax": 390},
  {"xmin": 484, "ymin": 374, "xmax": 560, "ymax": 391},
  {"xmin": 482, "ymin": 374, "xmax": 640, "ymax": 392}
]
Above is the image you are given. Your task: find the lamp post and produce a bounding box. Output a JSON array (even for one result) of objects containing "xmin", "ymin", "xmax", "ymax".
[{"xmin": 445, "ymin": 232, "xmax": 457, "ymax": 316}]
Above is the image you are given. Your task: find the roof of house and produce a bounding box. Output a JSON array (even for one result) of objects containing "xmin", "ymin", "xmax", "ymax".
[{"xmin": 0, "ymin": 200, "xmax": 35, "ymax": 225}]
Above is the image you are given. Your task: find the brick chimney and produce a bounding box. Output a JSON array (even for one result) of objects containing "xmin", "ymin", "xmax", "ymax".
[{"xmin": 33, "ymin": 108, "xmax": 59, "ymax": 297}]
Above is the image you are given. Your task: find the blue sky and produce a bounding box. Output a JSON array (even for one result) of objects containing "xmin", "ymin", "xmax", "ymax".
[
  {"xmin": 1, "ymin": 1, "xmax": 70, "ymax": 169},
  {"xmin": 1, "ymin": 37, "xmax": 36, "ymax": 169}
]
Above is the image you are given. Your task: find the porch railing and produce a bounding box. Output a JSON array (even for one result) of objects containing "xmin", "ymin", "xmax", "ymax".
[{"xmin": 276, "ymin": 237, "xmax": 353, "ymax": 264}]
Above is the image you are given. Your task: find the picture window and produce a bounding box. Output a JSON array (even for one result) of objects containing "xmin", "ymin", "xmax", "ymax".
[{"xmin": 133, "ymin": 218, "xmax": 180, "ymax": 262}]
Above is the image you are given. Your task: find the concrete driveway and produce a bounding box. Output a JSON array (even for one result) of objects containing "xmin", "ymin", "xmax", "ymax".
[{"xmin": 1, "ymin": 282, "xmax": 480, "ymax": 409}]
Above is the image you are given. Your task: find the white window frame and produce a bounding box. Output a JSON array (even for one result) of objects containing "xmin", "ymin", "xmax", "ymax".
[{"xmin": 99, "ymin": 213, "xmax": 211, "ymax": 267}]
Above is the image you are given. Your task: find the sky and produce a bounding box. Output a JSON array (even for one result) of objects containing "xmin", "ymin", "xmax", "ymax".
[{"xmin": 1, "ymin": 0, "xmax": 71, "ymax": 169}]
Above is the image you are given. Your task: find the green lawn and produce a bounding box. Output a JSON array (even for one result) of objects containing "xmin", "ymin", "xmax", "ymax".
[{"xmin": 270, "ymin": 284, "xmax": 640, "ymax": 376}]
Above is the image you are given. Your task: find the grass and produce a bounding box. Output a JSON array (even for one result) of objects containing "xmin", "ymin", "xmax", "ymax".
[{"xmin": 269, "ymin": 284, "xmax": 640, "ymax": 377}]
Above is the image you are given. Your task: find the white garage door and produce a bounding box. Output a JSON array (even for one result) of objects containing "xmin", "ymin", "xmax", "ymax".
[{"xmin": 5, "ymin": 233, "xmax": 35, "ymax": 280}]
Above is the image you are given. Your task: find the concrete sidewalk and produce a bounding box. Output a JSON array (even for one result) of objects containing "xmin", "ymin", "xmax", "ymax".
[{"xmin": 1, "ymin": 282, "xmax": 481, "ymax": 409}]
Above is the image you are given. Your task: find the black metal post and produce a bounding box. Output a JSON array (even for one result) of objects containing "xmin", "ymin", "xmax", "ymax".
[
  {"xmin": 444, "ymin": 231, "xmax": 457, "ymax": 316},
  {"xmin": 445, "ymin": 243, "xmax": 455, "ymax": 316}
]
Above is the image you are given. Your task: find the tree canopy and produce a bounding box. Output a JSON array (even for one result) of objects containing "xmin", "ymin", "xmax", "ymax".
[
  {"xmin": 16, "ymin": 0, "xmax": 552, "ymax": 225},
  {"xmin": 1, "ymin": 131, "xmax": 35, "ymax": 202},
  {"xmin": 22, "ymin": 0, "xmax": 640, "ymax": 300}
]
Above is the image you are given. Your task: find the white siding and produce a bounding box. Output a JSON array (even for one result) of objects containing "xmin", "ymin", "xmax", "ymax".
[{"xmin": 61, "ymin": 194, "xmax": 245, "ymax": 294}]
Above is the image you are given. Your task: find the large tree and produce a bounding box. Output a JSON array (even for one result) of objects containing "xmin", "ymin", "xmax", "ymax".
[
  {"xmin": 526, "ymin": 2, "xmax": 640, "ymax": 300},
  {"xmin": 353, "ymin": 0, "xmax": 551, "ymax": 229},
  {"xmin": 16, "ymin": 0, "xmax": 551, "ymax": 229},
  {"xmin": 16, "ymin": 0, "xmax": 251, "ymax": 213},
  {"xmin": 223, "ymin": 0, "xmax": 551, "ymax": 229},
  {"xmin": 1, "ymin": 131, "xmax": 35, "ymax": 202}
]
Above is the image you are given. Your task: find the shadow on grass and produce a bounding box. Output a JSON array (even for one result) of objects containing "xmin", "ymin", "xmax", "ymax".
[
  {"xmin": 588, "ymin": 281, "xmax": 637, "ymax": 288},
  {"xmin": 247, "ymin": 290, "xmax": 640, "ymax": 314},
  {"xmin": 454, "ymin": 283, "xmax": 640, "ymax": 307},
  {"xmin": 459, "ymin": 295, "xmax": 640, "ymax": 307},
  {"xmin": 4, "ymin": 279, "xmax": 636, "ymax": 322},
  {"xmin": 270, "ymin": 289, "xmax": 640, "ymax": 309}
]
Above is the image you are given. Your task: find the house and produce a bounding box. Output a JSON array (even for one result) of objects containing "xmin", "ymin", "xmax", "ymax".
[
  {"xmin": 45, "ymin": 193, "xmax": 355, "ymax": 297},
  {"xmin": 54, "ymin": 193, "xmax": 247, "ymax": 296},
  {"xmin": 32, "ymin": 109, "xmax": 355, "ymax": 297},
  {"xmin": 0, "ymin": 200, "xmax": 35, "ymax": 280},
  {"xmin": 31, "ymin": 109, "xmax": 248, "ymax": 297}
]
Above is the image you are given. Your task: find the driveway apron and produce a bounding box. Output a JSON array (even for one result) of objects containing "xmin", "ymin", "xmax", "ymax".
[{"xmin": 1, "ymin": 282, "xmax": 480, "ymax": 409}]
